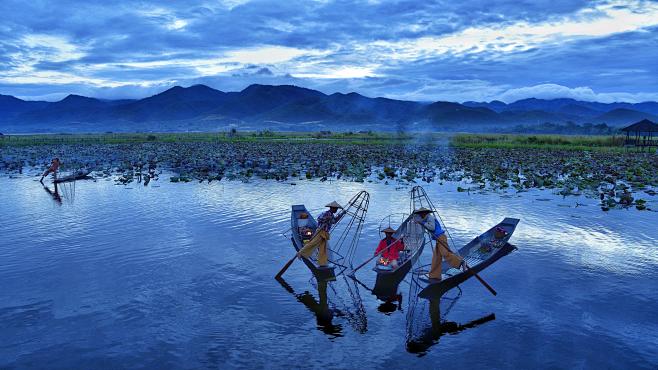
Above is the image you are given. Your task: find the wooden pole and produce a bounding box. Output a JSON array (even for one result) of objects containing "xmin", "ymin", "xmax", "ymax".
[
  {"xmin": 348, "ymin": 237, "xmax": 401, "ymax": 276},
  {"xmin": 462, "ymin": 261, "xmax": 497, "ymax": 296},
  {"xmin": 275, "ymin": 255, "xmax": 297, "ymax": 279}
]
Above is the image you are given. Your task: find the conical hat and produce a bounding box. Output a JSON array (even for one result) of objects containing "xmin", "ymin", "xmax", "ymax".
[
  {"xmin": 381, "ymin": 227, "xmax": 396, "ymax": 233},
  {"xmin": 413, "ymin": 207, "xmax": 434, "ymax": 214},
  {"xmin": 325, "ymin": 201, "xmax": 343, "ymax": 209}
]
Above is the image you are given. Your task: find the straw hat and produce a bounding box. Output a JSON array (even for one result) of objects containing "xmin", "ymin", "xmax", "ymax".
[
  {"xmin": 413, "ymin": 207, "xmax": 433, "ymax": 214},
  {"xmin": 325, "ymin": 201, "xmax": 343, "ymax": 209},
  {"xmin": 381, "ymin": 227, "xmax": 396, "ymax": 233}
]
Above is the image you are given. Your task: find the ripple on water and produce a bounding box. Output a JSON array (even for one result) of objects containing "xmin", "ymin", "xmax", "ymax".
[{"xmin": 0, "ymin": 176, "xmax": 657, "ymax": 369}]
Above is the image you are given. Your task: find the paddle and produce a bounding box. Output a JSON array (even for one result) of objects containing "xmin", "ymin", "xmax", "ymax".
[
  {"xmin": 276, "ymin": 209, "xmax": 347, "ymax": 279},
  {"xmin": 275, "ymin": 255, "xmax": 297, "ymax": 279},
  {"xmin": 461, "ymin": 261, "xmax": 497, "ymax": 296},
  {"xmin": 348, "ymin": 237, "xmax": 402, "ymax": 277}
]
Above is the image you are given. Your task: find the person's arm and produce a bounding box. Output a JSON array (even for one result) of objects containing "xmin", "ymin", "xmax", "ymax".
[
  {"xmin": 395, "ymin": 239, "xmax": 406, "ymax": 252},
  {"xmin": 375, "ymin": 240, "xmax": 385, "ymax": 255},
  {"xmin": 424, "ymin": 215, "xmax": 436, "ymax": 232},
  {"xmin": 415, "ymin": 215, "xmax": 435, "ymax": 233},
  {"xmin": 317, "ymin": 211, "xmax": 330, "ymax": 224}
]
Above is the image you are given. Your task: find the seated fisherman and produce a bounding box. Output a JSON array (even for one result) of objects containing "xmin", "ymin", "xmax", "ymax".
[
  {"xmin": 374, "ymin": 227, "xmax": 405, "ymax": 268},
  {"xmin": 297, "ymin": 201, "xmax": 345, "ymax": 267},
  {"xmin": 413, "ymin": 207, "xmax": 463, "ymax": 281}
]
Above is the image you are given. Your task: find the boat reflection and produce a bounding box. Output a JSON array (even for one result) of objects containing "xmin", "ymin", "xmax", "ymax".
[
  {"xmin": 349, "ymin": 273, "xmax": 405, "ymax": 315},
  {"xmin": 377, "ymin": 293, "xmax": 402, "ymax": 314},
  {"xmin": 276, "ymin": 276, "xmax": 367, "ymax": 338},
  {"xmin": 405, "ymin": 292, "xmax": 495, "ymax": 355},
  {"xmin": 41, "ymin": 182, "xmax": 62, "ymax": 205}
]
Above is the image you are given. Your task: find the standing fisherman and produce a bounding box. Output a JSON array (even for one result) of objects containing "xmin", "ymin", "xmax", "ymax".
[
  {"xmin": 297, "ymin": 201, "xmax": 345, "ymax": 267},
  {"xmin": 40, "ymin": 157, "xmax": 61, "ymax": 183},
  {"xmin": 413, "ymin": 207, "xmax": 463, "ymax": 281}
]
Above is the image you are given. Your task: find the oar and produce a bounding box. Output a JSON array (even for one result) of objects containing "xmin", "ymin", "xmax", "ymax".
[
  {"xmin": 462, "ymin": 261, "xmax": 497, "ymax": 296},
  {"xmin": 275, "ymin": 254, "xmax": 297, "ymax": 279}
]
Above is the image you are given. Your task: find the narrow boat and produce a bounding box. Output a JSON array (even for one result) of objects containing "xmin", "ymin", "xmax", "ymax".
[
  {"xmin": 417, "ymin": 217, "xmax": 520, "ymax": 299},
  {"xmin": 372, "ymin": 217, "xmax": 427, "ymax": 299},
  {"xmin": 54, "ymin": 170, "xmax": 91, "ymax": 184},
  {"xmin": 290, "ymin": 204, "xmax": 336, "ymax": 280}
]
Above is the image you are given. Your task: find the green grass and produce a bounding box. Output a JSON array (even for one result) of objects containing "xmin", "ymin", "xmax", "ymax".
[
  {"xmin": 0, "ymin": 131, "xmax": 415, "ymax": 147},
  {"xmin": 0, "ymin": 131, "xmax": 633, "ymax": 151},
  {"xmin": 451, "ymin": 133, "xmax": 626, "ymax": 151}
]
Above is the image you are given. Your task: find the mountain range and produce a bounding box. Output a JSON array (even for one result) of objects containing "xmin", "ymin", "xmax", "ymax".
[{"xmin": 1, "ymin": 84, "xmax": 657, "ymax": 133}]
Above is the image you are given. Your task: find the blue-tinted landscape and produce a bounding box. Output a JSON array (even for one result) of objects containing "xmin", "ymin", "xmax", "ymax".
[{"xmin": 1, "ymin": 1, "xmax": 658, "ymax": 369}]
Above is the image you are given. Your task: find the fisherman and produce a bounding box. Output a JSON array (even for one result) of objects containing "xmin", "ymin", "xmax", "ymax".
[
  {"xmin": 374, "ymin": 227, "xmax": 405, "ymax": 268},
  {"xmin": 40, "ymin": 157, "xmax": 61, "ymax": 183},
  {"xmin": 413, "ymin": 207, "xmax": 463, "ymax": 281},
  {"xmin": 297, "ymin": 201, "xmax": 345, "ymax": 267}
]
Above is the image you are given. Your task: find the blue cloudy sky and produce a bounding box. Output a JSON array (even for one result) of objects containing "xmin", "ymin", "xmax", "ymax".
[{"xmin": 1, "ymin": 0, "xmax": 658, "ymax": 102}]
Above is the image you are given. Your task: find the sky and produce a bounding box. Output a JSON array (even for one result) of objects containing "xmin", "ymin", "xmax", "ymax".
[{"xmin": 1, "ymin": 0, "xmax": 658, "ymax": 103}]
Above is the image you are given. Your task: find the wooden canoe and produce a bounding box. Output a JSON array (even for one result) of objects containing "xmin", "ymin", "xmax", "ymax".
[
  {"xmin": 290, "ymin": 204, "xmax": 336, "ymax": 281},
  {"xmin": 372, "ymin": 217, "xmax": 427, "ymax": 299},
  {"xmin": 54, "ymin": 170, "xmax": 91, "ymax": 184},
  {"xmin": 418, "ymin": 218, "xmax": 520, "ymax": 299}
]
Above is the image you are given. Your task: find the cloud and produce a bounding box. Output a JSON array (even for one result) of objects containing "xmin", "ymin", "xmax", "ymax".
[
  {"xmin": 0, "ymin": 0, "xmax": 657, "ymax": 103},
  {"xmin": 222, "ymin": 45, "xmax": 325, "ymax": 64},
  {"xmin": 367, "ymin": 0, "xmax": 658, "ymax": 60},
  {"xmin": 498, "ymin": 84, "xmax": 658, "ymax": 104},
  {"xmin": 165, "ymin": 19, "xmax": 188, "ymax": 31},
  {"xmin": 292, "ymin": 66, "xmax": 379, "ymax": 79}
]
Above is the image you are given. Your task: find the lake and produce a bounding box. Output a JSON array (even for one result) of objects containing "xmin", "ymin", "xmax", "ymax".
[{"xmin": 1, "ymin": 175, "xmax": 657, "ymax": 369}]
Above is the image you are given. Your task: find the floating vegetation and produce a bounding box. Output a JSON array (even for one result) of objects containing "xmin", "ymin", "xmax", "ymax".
[{"xmin": 1, "ymin": 134, "xmax": 656, "ymax": 212}]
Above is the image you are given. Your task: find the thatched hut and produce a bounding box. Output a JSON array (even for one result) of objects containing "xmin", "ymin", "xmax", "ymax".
[{"xmin": 621, "ymin": 119, "xmax": 658, "ymax": 149}]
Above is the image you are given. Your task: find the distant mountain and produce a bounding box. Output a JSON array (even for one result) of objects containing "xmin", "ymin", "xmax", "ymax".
[
  {"xmin": 109, "ymin": 85, "xmax": 230, "ymax": 122},
  {"xmin": 464, "ymin": 97, "xmax": 658, "ymax": 118},
  {"xmin": 424, "ymin": 102, "xmax": 501, "ymax": 129},
  {"xmin": 15, "ymin": 94, "xmax": 110, "ymax": 124},
  {"xmin": 0, "ymin": 94, "xmax": 49, "ymax": 121},
  {"xmin": 1, "ymin": 84, "xmax": 657, "ymax": 133},
  {"xmin": 594, "ymin": 108, "xmax": 658, "ymax": 126}
]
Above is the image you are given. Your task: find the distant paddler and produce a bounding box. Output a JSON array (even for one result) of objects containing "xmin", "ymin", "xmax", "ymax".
[
  {"xmin": 374, "ymin": 227, "xmax": 405, "ymax": 268},
  {"xmin": 40, "ymin": 157, "xmax": 61, "ymax": 183},
  {"xmin": 297, "ymin": 201, "xmax": 346, "ymax": 267},
  {"xmin": 413, "ymin": 207, "xmax": 463, "ymax": 282}
]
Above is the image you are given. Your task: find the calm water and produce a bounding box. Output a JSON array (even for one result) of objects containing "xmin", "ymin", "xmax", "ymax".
[{"xmin": 1, "ymin": 175, "xmax": 657, "ymax": 369}]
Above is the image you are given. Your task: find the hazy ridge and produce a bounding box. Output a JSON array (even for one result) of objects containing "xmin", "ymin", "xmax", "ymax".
[{"xmin": 1, "ymin": 84, "xmax": 657, "ymax": 133}]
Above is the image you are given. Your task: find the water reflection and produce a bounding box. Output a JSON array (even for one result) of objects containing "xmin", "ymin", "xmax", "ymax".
[
  {"xmin": 41, "ymin": 182, "xmax": 62, "ymax": 205},
  {"xmin": 406, "ymin": 292, "xmax": 496, "ymax": 355},
  {"xmin": 349, "ymin": 274, "xmax": 405, "ymax": 315},
  {"xmin": 378, "ymin": 294, "xmax": 403, "ymax": 314},
  {"xmin": 2, "ymin": 176, "xmax": 657, "ymax": 368},
  {"xmin": 276, "ymin": 277, "xmax": 343, "ymax": 338},
  {"xmin": 276, "ymin": 275, "xmax": 368, "ymax": 339}
]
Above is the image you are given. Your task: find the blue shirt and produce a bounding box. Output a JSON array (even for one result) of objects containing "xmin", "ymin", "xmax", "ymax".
[{"xmin": 413, "ymin": 214, "xmax": 444, "ymax": 240}]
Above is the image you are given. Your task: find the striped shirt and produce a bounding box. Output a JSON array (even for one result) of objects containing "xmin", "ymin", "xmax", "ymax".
[{"xmin": 317, "ymin": 210, "xmax": 338, "ymax": 232}]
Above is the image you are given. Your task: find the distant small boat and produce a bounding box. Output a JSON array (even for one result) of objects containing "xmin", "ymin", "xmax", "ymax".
[
  {"xmin": 372, "ymin": 216, "xmax": 427, "ymax": 299},
  {"xmin": 417, "ymin": 217, "xmax": 520, "ymax": 299},
  {"xmin": 290, "ymin": 204, "xmax": 336, "ymax": 281},
  {"xmin": 54, "ymin": 170, "xmax": 91, "ymax": 184}
]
